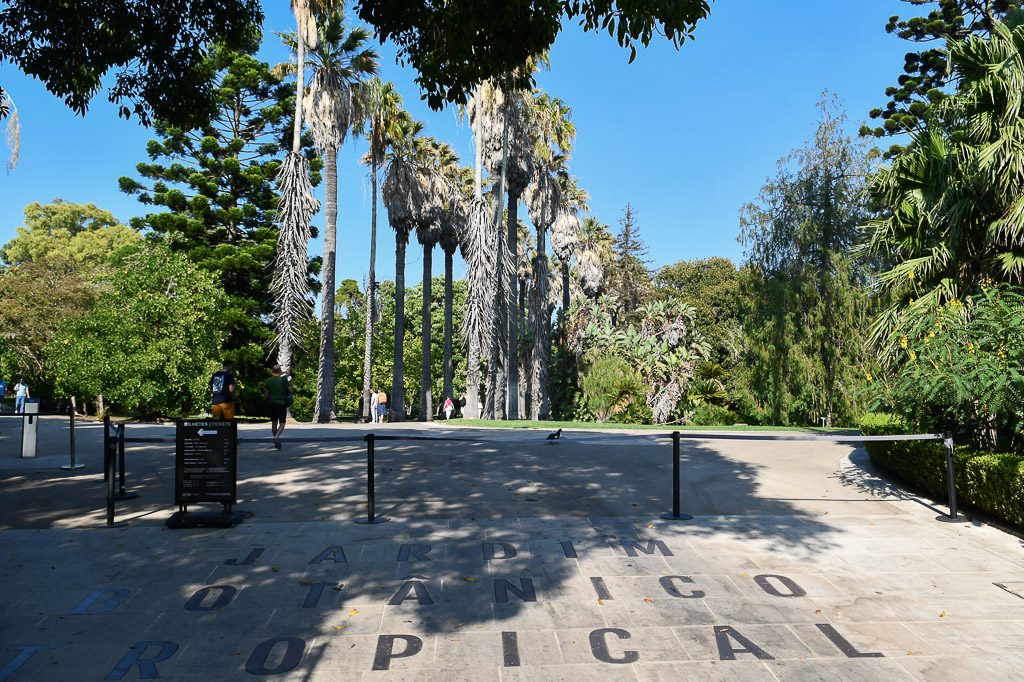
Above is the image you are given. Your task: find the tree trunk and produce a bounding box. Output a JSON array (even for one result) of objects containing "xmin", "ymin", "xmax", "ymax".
[
  {"xmin": 443, "ymin": 248, "xmax": 454, "ymax": 404},
  {"xmin": 561, "ymin": 260, "xmax": 571, "ymax": 316},
  {"xmin": 420, "ymin": 243, "xmax": 433, "ymax": 421},
  {"xmin": 531, "ymin": 219, "xmax": 550, "ymax": 421},
  {"xmin": 392, "ymin": 236, "xmax": 407, "ymax": 421},
  {"xmin": 507, "ymin": 191, "xmax": 521, "ymax": 420},
  {"xmin": 314, "ymin": 145, "xmax": 339, "ymax": 423},
  {"xmin": 361, "ymin": 159, "xmax": 378, "ymax": 422},
  {"xmin": 277, "ymin": 24, "xmax": 306, "ymax": 375}
]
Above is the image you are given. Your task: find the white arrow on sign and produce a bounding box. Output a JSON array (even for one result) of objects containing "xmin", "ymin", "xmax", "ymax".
[{"xmin": 197, "ymin": 429, "xmax": 218, "ymax": 436}]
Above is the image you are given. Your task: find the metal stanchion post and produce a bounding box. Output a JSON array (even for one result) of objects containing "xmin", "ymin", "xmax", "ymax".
[
  {"xmin": 115, "ymin": 425, "xmax": 139, "ymax": 499},
  {"xmin": 95, "ymin": 416, "xmax": 127, "ymax": 528},
  {"xmin": 61, "ymin": 407, "xmax": 84, "ymax": 470},
  {"xmin": 941, "ymin": 431, "xmax": 961, "ymax": 521},
  {"xmin": 355, "ymin": 433, "xmax": 387, "ymax": 524},
  {"xmin": 661, "ymin": 431, "xmax": 693, "ymax": 521}
]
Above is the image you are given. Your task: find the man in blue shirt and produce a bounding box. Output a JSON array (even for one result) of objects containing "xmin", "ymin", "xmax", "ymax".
[
  {"xmin": 0, "ymin": 378, "xmax": 6, "ymax": 411},
  {"xmin": 209, "ymin": 360, "xmax": 236, "ymax": 419}
]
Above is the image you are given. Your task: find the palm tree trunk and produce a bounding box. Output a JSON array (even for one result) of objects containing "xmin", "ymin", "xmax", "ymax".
[
  {"xmin": 561, "ymin": 260, "xmax": 571, "ymax": 315},
  {"xmin": 420, "ymin": 244, "xmax": 433, "ymax": 421},
  {"xmin": 392, "ymin": 236, "xmax": 408, "ymax": 421},
  {"xmin": 531, "ymin": 215, "xmax": 550, "ymax": 420},
  {"xmin": 277, "ymin": 21, "xmax": 306, "ymax": 374},
  {"xmin": 443, "ymin": 248, "xmax": 454, "ymax": 404},
  {"xmin": 314, "ymin": 145, "xmax": 339, "ymax": 423},
  {"xmin": 361, "ymin": 159, "xmax": 378, "ymax": 422},
  {"xmin": 506, "ymin": 191, "xmax": 520, "ymax": 420}
]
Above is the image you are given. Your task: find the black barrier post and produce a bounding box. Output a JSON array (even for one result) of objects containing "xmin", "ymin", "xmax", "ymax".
[
  {"xmin": 942, "ymin": 432, "xmax": 960, "ymax": 521},
  {"xmin": 355, "ymin": 433, "xmax": 387, "ymax": 524},
  {"xmin": 102, "ymin": 415, "xmax": 110, "ymax": 482},
  {"xmin": 660, "ymin": 431, "xmax": 693, "ymax": 521},
  {"xmin": 114, "ymin": 424, "xmax": 140, "ymax": 500},
  {"xmin": 95, "ymin": 416, "xmax": 127, "ymax": 528},
  {"xmin": 61, "ymin": 408, "xmax": 83, "ymax": 470}
]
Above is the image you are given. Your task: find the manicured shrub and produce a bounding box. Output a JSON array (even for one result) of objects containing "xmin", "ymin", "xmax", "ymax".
[{"xmin": 859, "ymin": 413, "xmax": 1024, "ymax": 528}]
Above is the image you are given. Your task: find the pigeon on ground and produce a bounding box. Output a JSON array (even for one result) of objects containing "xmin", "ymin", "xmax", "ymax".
[{"xmin": 546, "ymin": 428, "xmax": 562, "ymax": 441}]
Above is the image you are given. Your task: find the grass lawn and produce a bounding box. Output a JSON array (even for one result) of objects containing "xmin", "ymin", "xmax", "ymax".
[{"xmin": 452, "ymin": 419, "xmax": 857, "ymax": 432}]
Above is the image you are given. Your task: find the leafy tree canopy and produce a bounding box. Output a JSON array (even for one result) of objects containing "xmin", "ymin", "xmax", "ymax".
[
  {"xmin": 1, "ymin": 199, "xmax": 140, "ymax": 269},
  {"xmin": 353, "ymin": 0, "xmax": 713, "ymax": 110},
  {"xmin": 654, "ymin": 257, "xmax": 740, "ymax": 364},
  {"xmin": 48, "ymin": 246, "xmax": 225, "ymax": 416},
  {"xmin": 0, "ymin": 257, "xmax": 98, "ymax": 381},
  {"xmin": 118, "ymin": 42, "xmax": 322, "ymax": 392},
  {"xmin": 0, "ymin": 0, "xmax": 263, "ymax": 127}
]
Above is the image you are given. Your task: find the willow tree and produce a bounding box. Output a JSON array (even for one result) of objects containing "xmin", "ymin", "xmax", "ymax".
[
  {"xmin": 355, "ymin": 77, "xmax": 403, "ymax": 421},
  {"xmin": 293, "ymin": 9, "xmax": 378, "ymax": 422}
]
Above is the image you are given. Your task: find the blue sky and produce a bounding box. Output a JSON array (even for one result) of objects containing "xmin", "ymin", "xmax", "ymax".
[{"xmin": 0, "ymin": 0, "xmax": 915, "ymax": 289}]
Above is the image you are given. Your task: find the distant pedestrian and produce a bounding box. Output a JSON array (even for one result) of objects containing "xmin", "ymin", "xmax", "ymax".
[
  {"xmin": 14, "ymin": 379, "xmax": 29, "ymax": 414},
  {"xmin": 377, "ymin": 390, "xmax": 387, "ymax": 423},
  {"xmin": 443, "ymin": 396, "xmax": 454, "ymax": 420},
  {"xmin": 262, "ymin": 365, "xmax": 293, "ymax": 449},
  {"xmin": 0, "ymin": 378, "xmax": 6, "ymax": 410},
  {"xmin": 209, "ymin": 360, "xmax": 237, "ymax": 420},
  {"xmin": 369, "ymin": 388, "xmax": 379, "ymax": 424}
]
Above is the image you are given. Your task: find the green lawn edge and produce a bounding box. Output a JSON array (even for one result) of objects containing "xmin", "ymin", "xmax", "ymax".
[{"xmin": 451, "ymin": 419, "xmax": 856, "ymax": 432}]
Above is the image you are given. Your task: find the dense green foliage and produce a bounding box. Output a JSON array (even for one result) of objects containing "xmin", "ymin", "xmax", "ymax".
[
  {"xmin": 48, "ymin": 247, "xmax": 224, "ymax": 417},
  {"xmin": 860, "ymin": 413, "xmax": 1024, "ymax": 529},
  {"xmin": 0, "ymin": 0, "xmax": 263, "ymax": 126},
  {"xmin": 0, "ymin": 200, "xmax": 140, "ymax": 270},
  {"xmin": 653, "ymin": 257, "xmax": 740, "ymax": 365},
  {"xmin": 872, "ymin": 284, "xmax": 1024, "ymax": 449},
  {"xmin": 0, "ymin": 257, "xmax": 98, "ymax": 389},
  {"xmin": 353, "ymin": 0, "xmax": 713, "ymax": 109},
  {"xmin": 734, "ymin": 96, "xmax": 876, "ymax": 427},
  {"xmin": 118, "ymin": 42, "xmax": 322, "ymax": 412}
]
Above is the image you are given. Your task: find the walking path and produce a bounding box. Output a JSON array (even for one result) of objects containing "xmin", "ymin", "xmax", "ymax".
[{"xmin": 1, "ymin": 416, "xmax": 1022, "ymax": 680}]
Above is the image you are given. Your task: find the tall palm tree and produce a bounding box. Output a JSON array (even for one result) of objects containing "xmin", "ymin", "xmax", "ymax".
[
  {"xmin": 461, "ymin": 82, "xmax": 498, "ymax": 419},
  {"xmin": 525, "ymin": 91, "xmax": 575, "ymax": 420},
  {"xmin": 295, "ymin": 10, "xmax": 379, "ymax": 423},
  {"xmin": 415, "ymin": 139, "xmax": 453, "ymax": 421},
  {"xmin": 439, "ymin": 165, "xmax": 472, "ymax": 410},
  {"xmin": 578, "ymin": 215, "xmax": 615, "ymax": 299},
  {"xmin": 271, "ymin": 0, "xmax": 330, "ymax": 375},
  {"xmin": 481, "ymin": 84, "xmax": 534, "ymax": 419},
  {"xmin": 382, "ymin": 114, "xmax": 431, "ymax": 421},
  {"xmin": 355, "ymin": 78, "xmax": 403, "ymax": 421}
]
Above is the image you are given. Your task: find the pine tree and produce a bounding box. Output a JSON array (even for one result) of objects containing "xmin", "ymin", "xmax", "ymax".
[{"xmin": 608, "ymin": 203, "xmax": 651, "ymax": 323}]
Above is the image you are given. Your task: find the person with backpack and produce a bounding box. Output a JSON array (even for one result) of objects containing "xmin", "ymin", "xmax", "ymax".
[
  {"xmin": 209, "ymin": 360, "xmax": 236, "ymax": 419},
  {"xmin": 262, "ymin": 365, "xmax": 293, "ymax": 449},
  {"xmin": 377, "ymin": 390, "xmax": 387, "ymax": 423}
]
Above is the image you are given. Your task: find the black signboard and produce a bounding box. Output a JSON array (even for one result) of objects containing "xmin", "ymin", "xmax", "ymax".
[{"xmin": 175, "ymin": 420, "xmax": 237, "ymax": 505}]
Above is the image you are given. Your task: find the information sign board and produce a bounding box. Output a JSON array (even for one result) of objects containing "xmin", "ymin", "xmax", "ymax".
[{"xmin": 175, "ymin": 420, "xmax": 237, "ymax": 505}]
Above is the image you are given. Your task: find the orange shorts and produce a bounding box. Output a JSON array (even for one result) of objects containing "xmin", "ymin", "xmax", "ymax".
[{"xmin": 212, "ymin": 402, "xmax": 235, "ymax": 419}]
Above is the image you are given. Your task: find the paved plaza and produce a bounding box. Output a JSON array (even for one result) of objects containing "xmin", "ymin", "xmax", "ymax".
[{"xmin": 1, "ymin": 415, "xmax": 1023, "ymax": 680}]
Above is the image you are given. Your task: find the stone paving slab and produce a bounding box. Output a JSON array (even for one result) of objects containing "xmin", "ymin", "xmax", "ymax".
[{"xmin": 0, "ymin": 420, "xmax": 1023, "ymax": 679}]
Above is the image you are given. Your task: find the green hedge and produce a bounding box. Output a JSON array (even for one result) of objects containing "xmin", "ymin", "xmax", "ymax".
[{"xmin": 859, "ymin": 413, "xmax": 1024, "ymax": 528}]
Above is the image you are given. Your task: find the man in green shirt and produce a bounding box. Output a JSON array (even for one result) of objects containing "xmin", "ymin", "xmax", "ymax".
[{"xmin": 262, "ymin": 365, "xmax": 293, "ymax": 449}]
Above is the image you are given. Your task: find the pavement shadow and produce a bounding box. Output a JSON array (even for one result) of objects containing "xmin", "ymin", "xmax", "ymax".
[{"xmin": 1, "ymin": 423, "xmax": 872, "ymax": 643}]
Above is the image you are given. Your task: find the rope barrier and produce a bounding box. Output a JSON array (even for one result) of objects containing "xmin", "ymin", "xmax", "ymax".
[{"xmin": 99, "ymin": 423, "xmax": 964, "ymax": 527}]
